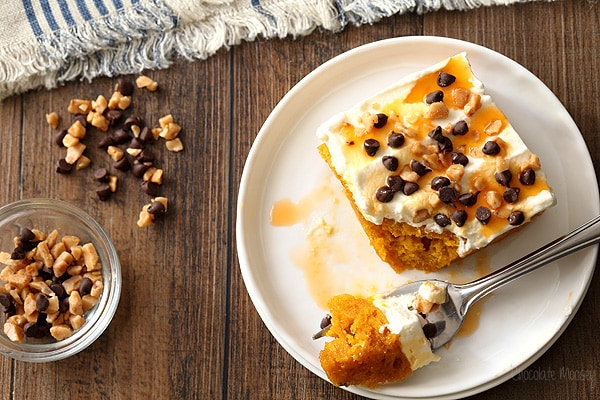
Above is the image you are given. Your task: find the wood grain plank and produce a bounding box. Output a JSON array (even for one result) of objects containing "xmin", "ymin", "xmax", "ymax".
[
  {"xmin": 6, "ymin": 50, "xmax": 232, "ymax": 399},
  {"xmin": 227, "ymin": 12, "xmax": 422, "ymax": 400}
]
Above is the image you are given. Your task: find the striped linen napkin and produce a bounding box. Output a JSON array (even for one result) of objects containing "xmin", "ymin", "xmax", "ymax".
[{"xmin": 0, "ymin": 0, "xmax": 543, "ymax": 100}]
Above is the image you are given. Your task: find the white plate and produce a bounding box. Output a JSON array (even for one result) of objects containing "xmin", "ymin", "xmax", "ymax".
[{"xmin": 236, "ymin": 36, "xmax": 599, "ymax": 399}]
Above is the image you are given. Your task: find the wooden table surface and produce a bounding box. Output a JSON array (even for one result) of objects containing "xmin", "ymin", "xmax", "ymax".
[{"xmin": 0, "ymin": 1, "xmax": 598, "ymax": 399}]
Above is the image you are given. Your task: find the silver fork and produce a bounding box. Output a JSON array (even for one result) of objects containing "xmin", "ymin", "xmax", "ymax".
[{"xmin": 314, "ymin": 214, "xmax": 600, "ymax": 350}]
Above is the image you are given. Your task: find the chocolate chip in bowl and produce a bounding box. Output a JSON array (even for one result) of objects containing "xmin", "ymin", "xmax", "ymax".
[{"xmin": 0, "ymin": 199, "xmax": 121, "ymax": 362}]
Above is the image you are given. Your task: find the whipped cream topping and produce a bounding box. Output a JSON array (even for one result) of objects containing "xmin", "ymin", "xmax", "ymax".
[
  {"xmin": 372, "ymin": 282, "xmax": 447, "ymax": 371},
  {"xmin": 317, "ymin": 53, "xmax": 556, "ymax": 256}
]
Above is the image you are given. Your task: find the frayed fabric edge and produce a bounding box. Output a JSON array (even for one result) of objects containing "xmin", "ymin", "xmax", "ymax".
[{"xmin": 0, "ymin": 0, "xmax": 552, "ymax": 101}]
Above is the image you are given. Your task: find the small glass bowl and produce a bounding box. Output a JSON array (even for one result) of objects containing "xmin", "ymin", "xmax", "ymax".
[{"xmin": 0, "ymin": 199, "xmax": 121, "ymax": 362}]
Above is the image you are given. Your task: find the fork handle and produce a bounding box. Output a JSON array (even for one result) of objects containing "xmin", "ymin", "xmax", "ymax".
[{"xmin": 456, "ymin": 214, "xmax": 600, "ymax": 316}]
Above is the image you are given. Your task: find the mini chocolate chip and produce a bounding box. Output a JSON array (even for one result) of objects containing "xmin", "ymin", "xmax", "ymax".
[
  {"xmin": 137, "ymin": 149, "xmax": 155, "ymax": 163},
  {"xmin": 112, "ymin": 128, "xmax": 131, "ymax": 144},
  {"xmin": 98, "ymin": 136, "xmax": 117, "ymax": 149},
  {"xmin": 503, "ymin": 187, "xmax": 520, "ymax": 203},
  {"xmin": 519, "ymin": 168, "xmax": 536, "ymax": 185},
  {"xmin": 437, "ymin": 136, "xmax": 453, "ymax": 153},
  {"xmin": 387, "ymin": 175, "xmax": 405, "ymax": 192},
  {"xmin": 39, "ymin": 265, "xmax": 53, "ymax": 280},
  {"xmin": 79, "ymin": 277, "xmax": 93, "ymax": 296},
  {"xmin": 0, "ymin": 293, "xmax": 13, "ymax": 308},
  {"xmin": 475, "ymin": 206, "xmax": 492, "ymax": 224},
  {"xmin": 437, "ymin": 72, "xmax": 456, "ymax": 87},
  {"xmin": 453, "ymin": 120, "xmax": 469, "ymax": 136},
  {"xmin": 141, "ymin": 181, "xmax": 159, "ymax": 196},
  {"xmin": 131, "ymin": 163, "xmax": 149, "ymax": 178},
  {"xmin": 494, "ymin": 170, "xmax": 512, "ymax": 187},
  {"xmin": 54, "ymin": 129, "xmax": 68, "ymax": 146},
  {"xmin": 320, "ymin": 314, "xmax": 332, "ymax": 330},
  {"xmin": 425, "ymin": 90, "xmax": 444, "ymax": 104},
  {"xmin": 387, "ymin": 132, "xmax": 405, "ymax": 148},
  {"xmin": 10, "ymin": 246, "xmax": 26, "ymax": 260},
  {"xmin": 428, "ymin": 126, "xmax": 444, "ymax": 141},
  {"xmin": 403, "ymin": 182, "xmax": 419, "ymax": 196},
  {"xmin": 376, "ymin": 186, "xmax": 395, "ymax": 203},
  {"xmin": 451, "ymin": 152, "xmax": 469, "ymax": 166},
  {"xmin": 451, "ymin": 210, "xmax": 467, "ymax": 227},
  {"xmin": 382, "ymin": 156, "xmax": 399, "ymax": 172},
  {"xmin": 24, "ymin": 322, "xmax": 45, "ymax": 338},
  {"xmin": 50, "ymin": 283, "xmax": 67, "ymax": 299},
  {"xmin": 482, "ymin": 141, "xmax": 501, "ymax": 155},
  {"xmin": 363, "ymin": 139, "xmax": 380, "ymax": 157},
  {"xmin": 431, "ymin": 176, "xmax": 451, "ymax": 190},
  {"xmin": 508, "ymin": 211, "xmax": 525, "ymax": 226},
  {"xmin": 96, "ymin": 184, "xmax": 112, "ymax": 201},
  {"xmin": 438, "ymin": 186, "xmax": 457, "ymax": 203},
  {"xmin": 129, "ymin": 137, "xmax": 144, "ymax": 149},
  {"xmin": 114, "ymin": 155, "xmax": 131, "ymax": 171},
  {"xmin": 410, "ymin": 160, "xmax": 431, "ymax": 176},
  {"xmin": 422, "ymin": 322, "xmax": 437, "ymax": 339},
  {"xmin": 105, "ymin": 109, "xmax": 123, "ymax": 126},
  {"xmin": 458, "ymin": 192, "xmax": 479, "ymax": 206},
  {"xmin": 94, "ymin": 167, "xmax": 110, "ymax": 182},
  {"xmin": 139, "ymin": 126, "xmax": 155, "ymax": 144},
  {"xmin": 434, "ymin": 213, "xmax": 451, "ymax": 227},
  {"xmin": 373, "ymin": 113, "xmax": 388, "ymax": 129},
  {"xmin": 124, "ymin": 115, "xmax": 144, "ymax": 129},
  {"xmin": 59, "ymin": 297, "xmax": 70, "ymax": 313},
  {"xmin": 117, "ymin": 78, "xmax": 134, "ymax": 96},
  {"xmin": 56, "ymin": 158, "xmax": 72, "ymax": 174},
  {"xmin": 19, "ymin": 227, "xmax": 35, "ymax": 242},
  {"xmin": 147, "ymin": 201, "xmax": 167, "ymax": 215},
  {"xmin": 35, "ymin": 293, "xmax": 49, "ymax": 312},
  {"xmin": 73, "ymin": 115, "xmax": 88, "ymax": 128}
]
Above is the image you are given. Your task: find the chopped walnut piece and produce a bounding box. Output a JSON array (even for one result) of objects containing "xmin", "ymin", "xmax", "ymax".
[
  {"xmin": 68, "ymin": 120, "xmax": 87, "ymax": 139},
  {"xmin": 446, "ymin": 164, "xmax": 465, "ymax": 182},
  {"xmin": 464, "ymin": 93, "xmax": 482, "ymax": 116},
  {"xmin": 92, "ymin": 94, "xmax": 108, "ymax": 114},
  {"xmin": 424, "ymin": 102, "xmax": 449, "ymax": 120},
  {"xmin": 46, "ymin": 112, "xmax": 60, "ymax": 128},
  {"xmin": 484, "ymin": 119, "xmax": 503, "ymax": 135},
  {"xmin": 107, "ymin": 145, "xmax": 124, "ymax": 161},
  {"xmin": 65, "ymin": 142, "xmax": 86, "ymax": 164},
  {"xmin": 136, "ymin": 75, "xmax": 158, "ymax": 91},
  {"xmin": 485, "ymin": 190, "xmax": 502, "ymax": 209},
  {"xmin": 451, "ymin": 88, "xmax": 471, "ymax": 109},
  {"xmin": 166, "ymin": 138, "xmax": 184, "ymax": 152},
  {"xmin": 67, "ymin": 99, "xmax": 92, "ymax": 115},
  {"xmin": 50, "ymin": 324, "xmax": 73, "ymax": 341},
  {"xmin": 75, "ymin": 155, "xmax": 91, "ymax": 170}
]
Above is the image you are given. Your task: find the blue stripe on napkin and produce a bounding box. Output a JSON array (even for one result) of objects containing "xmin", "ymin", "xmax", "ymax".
[
  {"xmin": 57, "ymin": 0, "xmax": 77, "ymax": 26},
  {"xmin": 22, "ymin": 0, "xmax": 43, "ymax": 36},
  {"xmin": 22, "ymin": 0, "xmax": 134, "ymax": 37}
]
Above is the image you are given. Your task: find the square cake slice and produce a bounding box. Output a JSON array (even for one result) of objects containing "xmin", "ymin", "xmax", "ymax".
[{"xmin": 316, "ymin": 53, "xmax": 556, "ymax": 273}]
